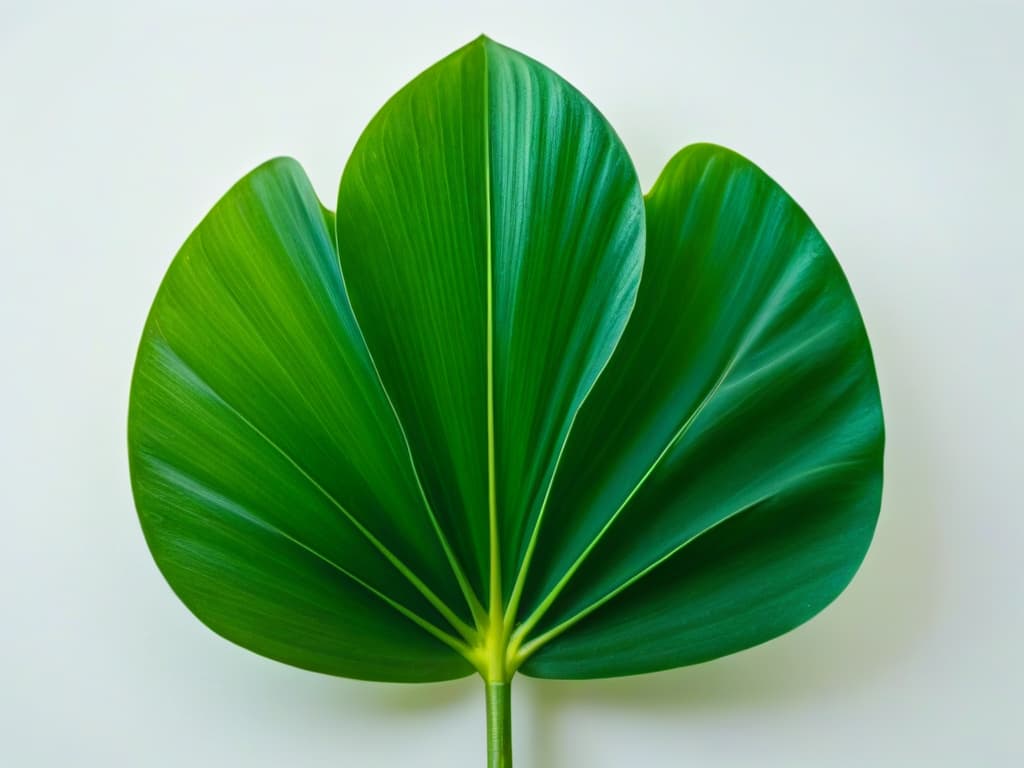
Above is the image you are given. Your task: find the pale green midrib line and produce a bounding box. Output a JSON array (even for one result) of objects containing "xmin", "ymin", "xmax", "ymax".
[
  {"xmin": 508, "ymin": 241, "xmax": 801, "ymax": 654},
  {"xmin": 329, "ymin": 201, "xmax": 487, "ymax": 631},
  {"xmin": 509, "ymin": 350, "xmax": 740, "ymax": 654},
  {"xmin": 146, "ymin": 453, "xmax": 472, "ymax": 659},
  {"xmin": 225, "ymin": 183, "xmax": 482, "ymax": 633},
  {"xmin": 500, "ymin": 329, "xmax": 628, "ymax": 634},
  {"xmin": 502, "ymin": 168, "xmax": 646, "ymax": 637},
  {"xmin": 514, "ymin": 458, "xmax": 866, "ymax": 661},
  {"xmin": 504, "ymin": 172, "xmax": 709, "ymax": 637},
  {"xmin": 155, "ymin": 331, "xmax": 478, "ymax": 646},
  {"xmin": 518, "ymin": 496, "xmax": 772, "ymax": 658},
  {"xmin": 483, "ymin": 46, "xmax": 504, "ymax": 667},
  {"xmin": 401, "ymin": 436, "xmax": 488, "ymax": 629}
]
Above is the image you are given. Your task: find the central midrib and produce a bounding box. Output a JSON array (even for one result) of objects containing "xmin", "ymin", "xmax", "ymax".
[{"xmin": 482, "ymin": 44, "xmax": 506, "ymax": 683}]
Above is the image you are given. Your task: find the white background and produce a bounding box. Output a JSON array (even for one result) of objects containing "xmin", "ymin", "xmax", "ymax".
[{"xmin": 2, "ymin": 1, "xmax": 1021, "ymax": 765}]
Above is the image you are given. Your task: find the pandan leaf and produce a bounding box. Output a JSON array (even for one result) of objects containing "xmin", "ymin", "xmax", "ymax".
[{"xmin": 128, "ymin": 35, "xmax": 883, "ymax": 767}]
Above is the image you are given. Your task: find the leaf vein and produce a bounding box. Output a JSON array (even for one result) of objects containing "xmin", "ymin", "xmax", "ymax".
[{"xmin": 153, "ymin": 330, "xmax": 478, "ymax": 645}]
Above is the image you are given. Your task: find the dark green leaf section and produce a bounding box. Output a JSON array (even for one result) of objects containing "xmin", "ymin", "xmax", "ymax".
[
  {"xmin": 335, "ymin": 41, "xmax": 491, "ymax": 593},
  {"xmin": 518, "ymin": 144, "xmax": 884, "ymax": 677},
  {"xmin": 524, "ymin": 465, "xmax": 879, "ymax": 677},
  {"xmin": 486, "ymin": 43, "xmax": 644, "ymax": 593},
  {"xmin": 335, "ymin": 37, "xmax": 644, "ymax": 600},
  {"xmin": 129, "ymin": 158, "xmax": 474, "ymax": 682}
]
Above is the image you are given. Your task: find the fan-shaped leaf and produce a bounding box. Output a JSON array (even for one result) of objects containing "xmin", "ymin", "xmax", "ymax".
[{"xmin": 128, "ymin": 35, "xmax": 884, "ymax": 767}]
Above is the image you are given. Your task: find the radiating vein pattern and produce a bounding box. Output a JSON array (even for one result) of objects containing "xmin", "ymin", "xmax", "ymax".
[
  {"xmin": 335, "ymin": 37, "xmax": 644, "ymax": 614},
  {"xmin": 129, "ymin": 158, "xmax": 474, "ymax": 681},
  {"xmin": 517, "ymin": 145, "xmax": 883, "ymax": 677},
  {"xmin": 130, "ymin": 39, "xmax": 883, "ymax": 688},
  {"xmin": 487, "ymin": 43, "xmax": 644, "ymax": 600}
]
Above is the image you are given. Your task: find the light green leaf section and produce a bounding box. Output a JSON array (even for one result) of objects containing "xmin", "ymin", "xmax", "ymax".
[
  {"xmin": 334, "ymin": 37, "xmax": 644, "ymax": 613},
  {"xmin": 129, "ymin": 158, "xmax": 475, "ymax": 682},
  {"xmin": 514, "ymin": 144, "xmax": 884, "ymax": 677}
]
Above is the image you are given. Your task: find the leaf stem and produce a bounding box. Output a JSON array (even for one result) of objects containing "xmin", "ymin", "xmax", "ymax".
[{"xmin": 485, "ymin": 680, "xmax": 512, "ymax": 768}]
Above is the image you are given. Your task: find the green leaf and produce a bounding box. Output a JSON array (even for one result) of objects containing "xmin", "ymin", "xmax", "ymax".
[
  {"xmin": 129, "ymin": 34, "xmax": 883, "ymax": 766},
  {"xmin": 513, "ymin": 143, "xmax": 884, "ymax": 677},
  {"xmin": 129, "ymin": 157, "xmax": 477, "ymax": 682},
  {"xmin": 334, "ymin": 38, "xmax": 644, "ymax": 613}
]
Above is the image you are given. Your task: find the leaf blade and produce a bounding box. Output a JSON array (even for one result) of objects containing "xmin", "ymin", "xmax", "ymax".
[
  {"xmin": 129, "ymin": 157, "xmax": 475, "ymax": 681},
  {"xmin": 334, "ymin": 38, "xmax": 645, "ymax": 610},
  {"xmin": 516, "ymin": 144, "xmax": 884, "ymax": 677}
]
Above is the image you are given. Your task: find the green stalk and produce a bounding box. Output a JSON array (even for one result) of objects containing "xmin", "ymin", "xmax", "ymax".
[{"xmin": 485, "ymin": 680, "xmax": 512, "ymax": 767}]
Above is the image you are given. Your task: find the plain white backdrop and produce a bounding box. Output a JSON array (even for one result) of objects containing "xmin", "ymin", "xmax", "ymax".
[{"xmin": 1, "ymin": 1, "xmax": 1021, "ymax": 765}]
